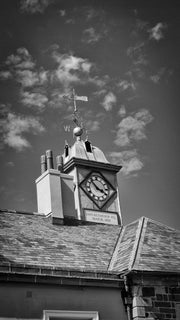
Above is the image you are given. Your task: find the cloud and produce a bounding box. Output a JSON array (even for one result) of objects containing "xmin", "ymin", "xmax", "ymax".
[
  {"xmin": 82, "ymin": 27, "xmax": 102, "ymax": 44},
  {"xmin": 16, "ymin": 69, "xmax": 48, "ymax": 88},
  {"xmin": 0, "ymin": 48, "xmax": 48, "ymax": 110},
  {"xmin": 126, "ymin": 41, "xmax": 149, "ymax": 82},
  {"xmin": 127, "ymin": 42, "xmax": 148, "ymax": 68},
  {"xmin": 65, "ymin": 18, "xmax": 75, "ymax": 24},
  {"xmin": 59, "ymin": 9, "xmax": 66, "ymax": 16},
  {"xmin": 51, "ymin": 51, "xmax": 98, "ymax": 89},
  {"xmin": 85, "ymin": 120, "xmax": 100, "ymax": 132},
  {"xmin": 85, "ymin": 8, "xmax": 98, "ymax": 20},
  {"xmin": 149, "ymin": 22, "xmax": 167, "ymax": 41},
  {"xmin": 5, "ymin": 47, "xmax": 35, "ymax": 69},
  {"xmin": 6, "ymin": 161, "xmax": 15, "ymax": 167},
  {"xmin": 20, "ymin": 0, "xmax": 54, "ymax": 14},
  {"xmin": 20, "ymin": 90, "xmax": 48, "ymax": 110},
  {"xmin": 0, "ymin": 48, "xmax": 48, "ymax": 88},
  {"xmin": 117, "ymin": 79, "xmax": 136, "ymax": 92},
  {"xmin": 150, "ymin": 67, "xmax": 171, "ymax": 84},
  {"xmin": 114, "ymin": 109, "xmax": 153, "ymax": 147},
  {"xmin": 0, "ymin": 112, "xmax": 45, "ymax": 151},
  {"xmin": 0, "ymin": 71, "xmax": 13, "ymax": 80},
  {"xmin": 117, "ymin": 80, "xmax": 132, "ymax": 91},
  {"xmin": 118, "ymin": 105, "xmax": 126, "ymax": 117},
  {"xmin": 109, "ymin": 150, "xmax": 143, "ymax": 175},
  {"xmin": 101, "ymin": 92, "xmax": 116, "ymax": 111}
]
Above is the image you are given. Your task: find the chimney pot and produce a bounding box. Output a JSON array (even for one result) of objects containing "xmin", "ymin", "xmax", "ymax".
[
  {"xmin": 56, "ymin": 155, "xmax": 63, "ymax": 172},
  {"xmin": 46, "ymin": 149, "xmax": 54, "ymax": 169},
  {"xmin": 40, "ymin": 155, "xmax": 47, "ymax": 174}
]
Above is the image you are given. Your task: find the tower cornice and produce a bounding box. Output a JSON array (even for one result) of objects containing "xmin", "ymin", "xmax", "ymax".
[{"xmin": 63, "ymin": 157, "xmax": 122, "ymax": 174}]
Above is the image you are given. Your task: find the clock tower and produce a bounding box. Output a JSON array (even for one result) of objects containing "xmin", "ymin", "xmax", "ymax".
[
  {"xmin": 36, "ymin": 90, "xmax": 122, "ymax": 226},
  {"xmin": 62, "ymin": 131, "xmax": 122, "ymax": 225}
]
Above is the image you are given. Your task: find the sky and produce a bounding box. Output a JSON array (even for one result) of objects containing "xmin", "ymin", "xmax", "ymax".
[{"xmin": 0, "ymin": 0, "xmax": 180, "ymax": 229}]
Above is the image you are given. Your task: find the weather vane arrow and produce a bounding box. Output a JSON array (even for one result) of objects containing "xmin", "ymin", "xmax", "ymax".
[
  {"xmin": 63, "ymin": 88, "xmax": 88, "ymax": 129},
  {"xmin": 63, "ymin": 88, "xmax": 88, "ymax": 112}
]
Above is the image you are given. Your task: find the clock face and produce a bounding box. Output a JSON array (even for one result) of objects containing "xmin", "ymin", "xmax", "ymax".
[
  {"xmin": 86, "ymin": 175, "xmax": 109, "ymax": 201},
  {"xmin": 79, "ymin": 171, "xmax": 116, "ymax": 209}
]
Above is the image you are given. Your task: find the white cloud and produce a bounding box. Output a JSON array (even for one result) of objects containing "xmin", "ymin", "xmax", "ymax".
[
  {"xmin": 150, "ymin": 67, "xmax": 166, "ymax": 84},
  {"xmin": 0, "ymin": 112, "xmax": 45, "ymax": 151},
  {"xmin": 0, "ymin": 71, "xmax": 13, "ymax": 80},
  {"xmin": 89, "ymin": 75, "xmax": 109, "ymax": 88},
  {"xmin": 0, "ymin": 48, "xmax": 46, "ymax": 88},
  {"xmin": 65, "ymin": 19, "xmax": 75, "ymax": 24},
  {"xmin": 0, "ymin": 48, "xmax": 48, "ymax": 110},
  {"xmin": 85, "ymin": 120, "xmax": 100, "ymax": 132},
  {"xmin": 6, "ymin": 161, "xmax": 15, "ymax": 167},
  {"xmin": 59, "ymin": 9, "xmax": 66, "ymax": 16},
  {"xmin": 20, "ymin": 90, "xmax": 48, "ymax": 110},
  {"xmin": 6, "ymin": 47, "xmax": 35, "ymax": 70},
  {"xmin": 51, "ymin": 51, "xmax": 94, "ymax": 87},
  {"xmin": 16, "ymin": 69, "xmax": 48, "ymax": 88},
  {"xmin": 101, "ymin": 92, "xmax": 116, "ymax": 111},
  {"xmin": 85, "ymin": 8, "xmax": 98, "ymax": 20},
  {"xmin": 118, "ymin": 105, "xmax": 126, "ymax": 117},
  {"xmin": 149, "ymin": 22, "xmax": 167, "ymax": 41},
  {"xmin": 109, "ymin": 150, "xmax": 143, "ymax": 175},
  {"xmin": 20, "ymin": 0, "xmax": 54, "ymax": 14},
  {"xmin": 16, "ymin": 70, "xmax": 39, "ymax": 87},
  {"xmin": 118, "ymin": 80, "xmax": 132, "ymax": 91},
  {"xmin": 126, "ymin": 42, "xmax": 148, "ymax": 81},
  {"xmin": 127, "ymin": 42, "xmax": 147, "ymax": 66},
  {"xmin": 82, "ymin": 27, "xmax": 101, "ymax": 44},
  {"xmin": 114, "ymin": 109, "xmax": 153, "ymax": 147}
]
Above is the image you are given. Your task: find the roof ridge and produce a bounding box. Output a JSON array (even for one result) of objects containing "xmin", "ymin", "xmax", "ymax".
[
  {"xmin": 146, "ymin": 217, "xmax": 180, "ymax": 232},
  {"xmin": 108, "ymin": 226, "xmax": 125, "ymax": 271},
  {"xmin": 128, "ymin": 216, "xmax": 146, "ymax": 271}
]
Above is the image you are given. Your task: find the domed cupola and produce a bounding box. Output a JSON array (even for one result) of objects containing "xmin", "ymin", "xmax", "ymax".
[{"xmin": 63, "ymin": 126, "xmax": 109, "ymax": 165}]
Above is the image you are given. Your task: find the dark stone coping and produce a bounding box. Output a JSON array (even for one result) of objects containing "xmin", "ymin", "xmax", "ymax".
[{"xmin": 0, "ymin": 263, "xmax": 123, "ymax": 287}]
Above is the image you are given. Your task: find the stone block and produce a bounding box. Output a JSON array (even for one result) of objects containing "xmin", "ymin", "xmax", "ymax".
[
  {"xmin": 155, "ymin": 286, "xmax": 166, "ymax": 294},
  {"xmin": 133, "ymin": 306, "xmax": 145, "ymax": 318},
  {"xmin": 133, "ymin": 296, "xmax": 152, "ymax": 307},
  {"xmin": 132, "ymin": 285, "xmax": 142, "ymax": 296},
  {"xmin": 174, "ymin": 294, "xmax": 180, "ymax": 301},
  {"xmin": 154, "ymin": 301, "xmax": 171, "ymax": 308},
  {"xmin": 171, "ymin": 287, "xmax": 180, "ymax": 294},
  {"xmin": 159, "ymin": 307, "xmax": 175, "ymax": 313},
  {"xmin": 133, "ymin": 297, "xmax": 144, "ymax": 307}
]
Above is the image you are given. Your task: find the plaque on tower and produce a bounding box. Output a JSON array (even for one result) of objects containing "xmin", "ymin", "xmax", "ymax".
[{"xmin": 84, "ymin": 209, "xmax": 119, "ymax": 225}]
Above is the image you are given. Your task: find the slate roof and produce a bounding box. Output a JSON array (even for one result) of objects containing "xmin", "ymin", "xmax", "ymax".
[
  {"xmin": 109, "ymin": 216, "xmax": 180, "ymax": 273},
  {"xmin": 0, "ymin": 211, "xmax": 180, "ymax": 275},
  {"xmin": 0, "ymin": 210, "xmax": 121, "ymax": 272}
]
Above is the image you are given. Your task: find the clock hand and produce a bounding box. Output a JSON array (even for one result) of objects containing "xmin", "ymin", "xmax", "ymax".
[{"xmin": 92, "ymin": 181, "xmax": 104, "ymax": 193}]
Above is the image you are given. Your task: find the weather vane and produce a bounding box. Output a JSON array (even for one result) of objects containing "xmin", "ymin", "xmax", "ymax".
[{"xmin": 63, "ymin": 88, "xmax": 88, "ymax": 137}]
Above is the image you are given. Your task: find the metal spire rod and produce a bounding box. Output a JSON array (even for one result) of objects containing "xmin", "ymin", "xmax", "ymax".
[
  {"xmin": 63, "ymin": 88, "xmax": 89, "ymax": 137},
  {"xmin": 72, "ymin": 88, "xmax": 77, "ymax": 112}
]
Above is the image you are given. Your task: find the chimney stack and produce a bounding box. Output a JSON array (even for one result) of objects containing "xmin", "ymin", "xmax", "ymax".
[{"xmin": 36, "ymin": 149, "xmax": 77, "ymax": 223}]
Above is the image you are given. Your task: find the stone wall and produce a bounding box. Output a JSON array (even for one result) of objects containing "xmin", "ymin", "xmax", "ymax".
[{"xmin": 131, "ymin": 274, "xmax": 180, "ymax": 320}]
